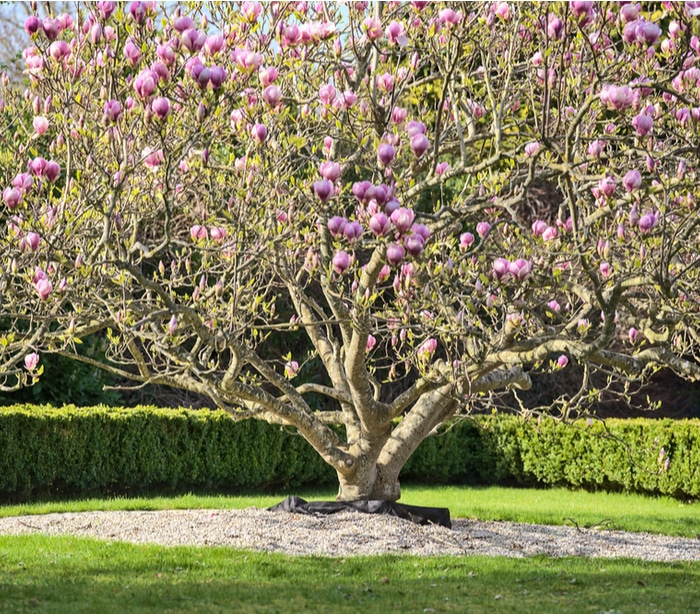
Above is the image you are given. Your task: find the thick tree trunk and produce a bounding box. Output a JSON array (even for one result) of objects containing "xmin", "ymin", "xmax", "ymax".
[{"xmin": 336, "ymin": 461, "xmax": 401, "ymax": 501}]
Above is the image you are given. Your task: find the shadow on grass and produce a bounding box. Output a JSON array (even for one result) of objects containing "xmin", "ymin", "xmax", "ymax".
[{"xmin": 0, "ymin": 535, "xmax": 698, "ymax": 613}]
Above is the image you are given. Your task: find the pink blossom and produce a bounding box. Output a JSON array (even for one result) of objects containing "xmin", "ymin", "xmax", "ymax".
[
  {"xmin": 524, "ymin": 141, "xmax": 541, "ymax": 157},
  {"xmin": 600, "ymin": 262, "xmax": 611, "ymax": 277},
  {"xmin": 542, "ymin": 226, "xmax": 558, "ymax": 243},
  {"xmin": 410, "ymin": 134, "xmax": 430, "ymax": 157},
  {"xmin": 386, "ymin": 243, "xmax": 405, "ymax": 266},
  {"xmin": 385, "ymin": 20, "xmax": 408, "ymax": 46},
  {"xmin": 103, "ymin": 99, "xmax": 122, "ymax": 123},
  {"xmin": 406, "ymin": 121, "xmax": 426, "ymax": 137},
  {"xmin": 35, "ymin": 277, "xmax": 52, "ymax": 300},
  {"xmin": 404, "ymin": 234, "xmax": 425, "ymax": 257},
  {"xmin": 124, "ymin": 39, "xmax": 142, "ymax": 65},
  {"xmin": 313, "ymin": 179, "xmax": 333, "ymax": 203},
  {"xmin": 532, "ymin": 220, "xmax": 547, "ymax": 237},
  {"xmin": 133, "ymin": 69, "xmax": 158, "ymax": 99},
  {"xmin": 262, "ymin": 85, "xmax": 283, "ymax": 107},
  {"xmin": 151, "ymin": 97, "xmax": 170, "ymax": 119},
  {"xmin": 377, "ymin": 143, "xmax": 396, "ymax": 167},
  {"xmin": 168, "ymin": 315, "xmax": 178, "ymax": 336},
  {"xmin": 548, "ymin": 300, "xmax": 561, "ymax": 312},
  {"xmin": 623, "ymin": 169, "xmax": 642, "ymax": 192},
  {"xmin": 24, "ymin": 352, "xmax": 40, "ymax": 371},
  {"xmin": 3, "ymin": 187, "xmax": 22, "ymax": 209},
  {"xmin": 369, "ymin": 212, "xmax": 391, "ymax": 237},
  {"xmin": 190, "ymin": 225, "xmax": 208, "ymax": 241},
  {"xmin": 495, "ymin": 2, "xmax": 511, "ymax": 20},
  {"xmin": 493, "ymin": 258, "xmax": 510, "ymax": 280},
  {"xmin": 599, "ymin": 176, "xmax": 616, "ymax": 197},
  {"xmin": 343, "ymin": 221, "xmax": 363, "ymax": 243},
  {"xmin": 600, "ymin": 84, "xmax": 634, "ymax": 111},
  {"xmin": 284, "ymin": 360, "xmax": 299, "ymax": 378},
  {"xmin": 476, "ymin": 222, "xmax": 491, "ymax": 238},
  {"xmin": 210, "ymin": 227, "xmax": 227, "ymax": 243},
  {"xmin": 632, "ymin": 113, "xmax": 653, "ymax": 136},
  {"xmin": 390, "ymin": 207, "xmax": 415, "ymax": 233},
  {"xmin": 459, "ymin": 232, "xmax": 474, "ymax": 248},
  {"xmin": 417, "ymin": 338, "xmax": 438, "ymax": 358},
  {"xmin": 629, "ymin": 327, "xmax": 639, "ymax": 344},
  {"xmin": 362, "ymin": 17, "xmax": 382, "ymax": 40},
  {"xmin": 638, "ymin": 213, "xmax": 657, "ymax": 233},
  {"xmin": 251, "ymin": 123, "xmax": 267, "ymax": 144},
  {"xmin": 33, "ymin": 116, "xmax": 49, "ymax": 135},
  {"xmin": 557, "ymin": 355, "xmax": 569, "ymax": 368},
  {"xmin": 439, "ymin": 8, "xmax": 462, "ymax": 27},
  {"xmin": 332, "ymin": 250, "xmax": 351, "ymax": 274},
  {"xmin": 319, "ymin": 161, "xmax": 340, "ymax": 182},
  {"xmin": 366, "ymin": 335, "xmax": 377, "ymax": 352},
  {"xmin": 509, "ymin": 258, "xmax": 532, "ymax": 281},
  {"xmin": 435, "ymin": 162, "xmax": 451, "ymax": 175},
  {"xmin": 412, "ymin": 224, "xmax": 431, "ymax": 241},
  {"xmin": 24, "ymin": 16, "xmax": 41, "ymax": 35},
  {"xmin": 319, "ymin": 83, "xmax": 336, "ymax": 105}
]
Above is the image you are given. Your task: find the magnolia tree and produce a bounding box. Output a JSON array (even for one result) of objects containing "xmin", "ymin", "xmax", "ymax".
[{"xmin": 3, "ymin": 0, "xmax": 700, "ymax": 500}]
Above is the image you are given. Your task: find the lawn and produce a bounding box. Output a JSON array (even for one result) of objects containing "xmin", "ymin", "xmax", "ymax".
[{"xmin": 1, "ymin": 485, "xmax": 699, "ymax": 613}]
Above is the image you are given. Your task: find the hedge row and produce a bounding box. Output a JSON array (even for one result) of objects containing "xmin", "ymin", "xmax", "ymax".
[{"xmin": 0, "ymin": 405, "xmax": 698, "ymax": 501}]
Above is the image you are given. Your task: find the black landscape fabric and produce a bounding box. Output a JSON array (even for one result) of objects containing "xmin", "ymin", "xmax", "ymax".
[{"xmin": 267, "ymin": 495, "xmax": 452, "ymax": 528}]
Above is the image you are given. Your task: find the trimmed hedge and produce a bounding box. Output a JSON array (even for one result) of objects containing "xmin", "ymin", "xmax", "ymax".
[{"xmin": 0, "ymin": 405, "xmax": 698, "ymax": 501}]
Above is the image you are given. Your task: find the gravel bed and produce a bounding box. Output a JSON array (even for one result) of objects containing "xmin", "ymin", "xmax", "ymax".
[{"xmin": 1, "ymin": 508, "xmax": 699, "ymax": 561}]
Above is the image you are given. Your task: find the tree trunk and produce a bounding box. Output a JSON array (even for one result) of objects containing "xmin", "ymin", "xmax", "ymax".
[{"xmin": 335, "ymin": 461, "xmax": 401, "ymax": 501}]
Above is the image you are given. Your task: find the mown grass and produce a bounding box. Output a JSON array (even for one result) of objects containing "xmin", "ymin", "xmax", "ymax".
[
  {"xmin": 0, "ymin": 534, "xmax": 698, "ymax": 613},
  {"xmin": 2, "ymin": 484, "xmax": 698, "ymax": 537}
]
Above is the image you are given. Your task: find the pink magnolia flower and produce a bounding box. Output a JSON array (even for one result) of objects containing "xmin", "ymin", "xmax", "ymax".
[
  {"xmin": 284, "ymin": 360, "xmax": 299, "ymax": 379},
  {"xmin": 259, "ymin": 66, "xmax": 278, "ymax": 87},
  {"xmin": 600, "ymin": 262, "xmax": 611, "ymax": 277},
  {"xmin": 404, "ymin": 234, "xmax": 425, "ymax": 257},
  {"xmin": 476, "ymin": 222, "xmax": 491, "ymax": 238},
  {"xmin": 377, "ymin": 143, "xmax": 396, "ymax": 167},
  {"xmin": 390, "ymin": 207, "xmax": 415, "ymax": 233},
  {"xmin": 599, "ymin": 176, "xmax": 616, "ymax": 197},
  {"xmin": 439, "ymin": 8, "xmax": 462, "ymax": 27},
  {"xmin": 251, "ymin": 123, "xmax": 267, "ymax": 144},
  {"xmin": 343, "ymin": 221, "xmax": 363, "ymax": 243},
  {"xmin": 493, "ymin": 258, "xmax": 510, "ymax": 280},
  {"xmin": 495, "ymin": 2, "xmax": 511, "ymax": 20},
  {"xmin": 386, "ymin": 243, "xmax": 405, "ymax": 266},
  {"xmin": 262, "ymin": 85, "xmax": 282, "ymax": 107},
  {"xmin": 362, "ymin": 17, "xmax": 382, "ymax": 40},
  {"xmin": 33, "ymin": 116, "xmax": 49, "ymax": 135},
  {"xmin": 600, "ymin": 84, "xmax": 634, "ymax": 111},
  {"xmin": 629, "ymin": 327, "xmax": 640, "ymax": 344},
  {"xmin": 532, "ymin": 220, "xmax": 547, "ymax": 237},
  {"xmin": 548, "ymin": 300, "xmax": 561, "ymax": 313},
  {"xmin": 24, "ymin": 352, "xmax": 40, "ymax": 371},
  {"xmin": 459, "ymin": 232, "xmax": 475, "ymax": 248},
  {"xmin": 410, "ymin": 133, "xmax": 430, "ymax": 157},
  {"xmin": 3, "ymin": 187, "xmax": 22, "ymax": 209},
  {"xmin": 417, "ymin": 338, "xmax": 438, "ymax": 358},
  {"xmin": 623, "ymin": 169, "xmax": 642, "ymax": 192},
  {"xmin": 313, "ymin": 179, "xmax": 333, "ymax": 203},
  {"xmin": 332, "ymin": 250, "xmax": 351, "ymax": 274},
  {"xmin": 24, "ymin": 16, "xmax": 41, "ymax": 35},
  {"xmin": 103, "ymin": 99, "xmax": 122, "ymax": 123},
  {"xmin": 35, "ymin": 277, "xmax": 52, "ymax": 300},
  {"xmin": 190, "ymin": 225, "xmax": 208, "ymax": 241},
  {"xmin": 151, "ymin": 97, "xmax": 170, "ymax": 119},
  {"xmin": 168, "ymin": 315, "xmax": 178, "ymax": 336},
  {"xmin": 556, "ymin": 355, "xmax": 569, "ymax": 368},
  {"xmin": 406, "ymin": 121, "xmax": 426, "ymax": 137},
  {"xmin": 524, "ymin": 141, "xmax": 541, "ymax": 157},
  {"xmin": 509, "ymin": 258, "xmax": 532, "ymax": 281},
  {"xmin": 632, "ymin": 113, "xmax": 653, "ymax": 136},
  {"xmin": 638, "ymin": 212, "xmax": 657, "ymax": 233},
  {"xmin": 369, "ymin": 212, "xmax": 391, "ymax": 237},
  {"xmin": 319, "ymin": 83, "xmax": 336, "ymax": 105},
  {"xmin": 366, "ymin": 335, "xmax": 377, "ymax": 352},
  {"xmin": 383, "ymin": 19, "xmax": 407, "ymax": 48},
  {"xmin": 124, "ymin": 39, "xmax": 142, "ymax": 65},
  {"xmin": 319, "ymin": 161, "xmax": 340, "ymax": 182}
]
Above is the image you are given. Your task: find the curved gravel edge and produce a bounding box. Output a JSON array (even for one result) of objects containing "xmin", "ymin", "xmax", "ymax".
[{"xmin": 1, "ymin": 508, "xmax": 699, "ymax": 560}]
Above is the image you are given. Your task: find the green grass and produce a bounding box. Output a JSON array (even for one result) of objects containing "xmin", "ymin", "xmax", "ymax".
[
  {"xmin": 0, "ymin": 534, "xmax": 698, "ymax": 614},
  {"xmin": 2, "ymin": 484, "xmax": 698, "ymax": 537}
]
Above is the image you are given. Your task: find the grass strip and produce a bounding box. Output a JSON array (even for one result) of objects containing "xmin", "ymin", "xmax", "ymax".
[{"xmin": 0, "ymin": 534, "xmax": 698, "ymax": 614}]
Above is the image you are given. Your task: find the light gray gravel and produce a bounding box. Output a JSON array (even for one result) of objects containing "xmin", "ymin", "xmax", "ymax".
[{"xmin": 0, "ymin": 508, "xmax": 698, "ymax": 560}]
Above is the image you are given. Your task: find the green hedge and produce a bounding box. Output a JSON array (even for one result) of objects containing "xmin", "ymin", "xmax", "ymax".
[{"xmin": 0, "ymin": 405, "xmax": 698, "ymax": 501}]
